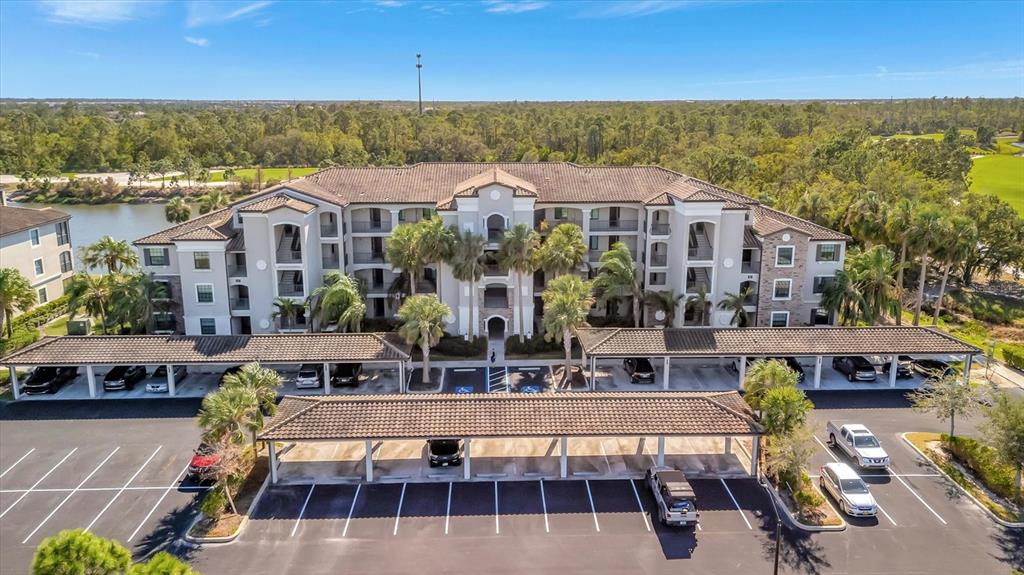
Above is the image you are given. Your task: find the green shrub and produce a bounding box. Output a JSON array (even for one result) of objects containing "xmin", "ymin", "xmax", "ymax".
[
  {"xmin": 0, "ymin": 329, "xmax": 41, "ymax": 355},
  {"xmin": 793, "ymin": 487, "xmax": 825, "ymax": 511},
  {"xmin": 432, "ymin": 334, "xmax": 487, "ymax": 357},
  {"xmin": 10, "ymin": 296, "xmax": 69, "ymax": 331},
  {"xmin": 943, "ymin": 434, "xmax": 1022, "ymax": 505},
  {"xmin": 505, "ymin": 334, "xmax": 562, "ymax": 355},
  {"xmin": 1003, "ymin": 344, "xmax": 1024, "ymax": 371},
  {"xmin": 200, "ymin": 486, "xmax": 228, "ymax": 520}
]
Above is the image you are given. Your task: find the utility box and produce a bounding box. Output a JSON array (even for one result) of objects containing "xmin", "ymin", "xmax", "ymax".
[{"xmin": 66, "ymin": 319, "xmax": 91, "ymax": 336}]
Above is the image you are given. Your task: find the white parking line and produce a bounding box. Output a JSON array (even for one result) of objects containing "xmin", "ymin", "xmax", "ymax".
[
  {"xmin": 891, "ymin": 472, "xmax": 947, "ymax": 525},
  {"xmin": 538, "ymin": 479, "xmax": 550, "ymax": 533},
  {"xmin": 127, "ymin": 463, "xmax": 189, "ymax": 542},
  {"xmin": 584, "ymin": 480, "xmax": 600, "ymax": 532},
  {"xmin": 494, "ymin": 481, "xmax": 500, "ymax": 534},
  {"xmin": 22, "ymin": 447, "xmax": 121, "ymax": 544},
  {"xmin": 292, "ymin": 485, "xmax": 316, "ymax": 537},
  {"xmin": 628, "ymin": 480, "xmax": 651, "ymax": 532},
  {"xmin": 86, "ymin": 446, "xmax": 162, "ymax": 531},
  {"xmin": 342, "ymin": 484, "xmax": 361, "ymax": 537},
  {"xmin": 1, "ymin": 448, "xmax": 35, "ymax": 478},
  {"xmin": 392, "ymin": 483, "xmax": 406, "ymax": 536},
  {"xmin": 444, "ymin": 482, "xmax": 452, "ymax": 535},
  {"xmin": 719, "ymin": 478, "xmax": 752, "ymax": 530},
  {"xmin": 0, "ymin": 448, "xmax": 78, "ymax": 519}
]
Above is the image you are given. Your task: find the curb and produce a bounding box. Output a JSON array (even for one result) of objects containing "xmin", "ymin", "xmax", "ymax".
[
  {"xmin": 761, "ymin": 478, "xmax": 847, "ymax": 532},
  {"xmin": 900, "ymin": 433, "xmax": 1024, "ymax": 529},
  {"xmin": 184, "ymin": 514, "xmax": 249, "ymax": 544}
]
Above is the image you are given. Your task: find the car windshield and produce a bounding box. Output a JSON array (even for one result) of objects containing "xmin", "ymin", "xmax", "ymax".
[
  {"xmin": 840, "ymin": 479, "xmax": 869, "ymax": 494},
  {"xmin": 431, "ymin": 441, "xmax": 459, "ymax": 455},
  {"xmin": 298, "ymin": 369, "xmax": 317, "ymax": 378},
  {"xmin": 635, "ymin": 360, "xmax": 654, "ymax": 372},
  {"xmin": 195, "ymin": 444, "xmax": 215, "ymax": 456},
  {"xmin": 853, "ymin": 435, "xmax": 880, "ymax": 448}
]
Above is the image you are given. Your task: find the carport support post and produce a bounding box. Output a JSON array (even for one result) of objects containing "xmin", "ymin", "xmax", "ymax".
[
  {"xmin": 751, "ymin": 436, "xmax": 760, "ymax": 477},
  {"xmin": 464, "ymin": 438, "xmax": 472, "ymax": 480},
  {"xmin": 589, "ymin": 356, "xmax": 596, "ymax": 391},
  {"xmin": 738, "ymin": 355, "xmax": 747, "ymax": 389},
  {"xmin": 365, "ymin": 439, "xmax": 374, "ymax": 482},
  {"xmin": 268, "ymin": 441, "xmax": 279, "ymax": 484},
  {"xmin": 963, "ymin": 354, "xmax": 973, "ymax": 384},
  {"xmin": 889, "ymin": 356, "xmax": 899, "ymax": 388},
  {"xmin": 86, "ymin": 365, "xmax": 97, "ymax": 399},
  {"xmin": 399, "ymin": 361, "xmax": 406, "ymax": 394},
  {"xmin": 724, "ymin": 436, "xmax": 732, "ymax": 455},
  {"xmin": 8, "ymin": 366, "xmax": 19, "ymax": 400},
  {"xmin": 323, "ymin": 362, "xmax": 331, "ymax": 395},
  {"xmin": 662, "ymin": 357, "xmax": 670, "ymax": 390},
  {"xmin": 656, "ymin": 436, "xmax": 666, "ymax": 466},
  {"xmin": 166, "ymin": 364, "xmax": 176, "ymax": 397},
  {"xmin": 813, "ymin": 356, "xmax": 822, "ymax": 389},
  {"xmin": 559, "ymin": 437, "xmax": 568, "ymax": 478}
]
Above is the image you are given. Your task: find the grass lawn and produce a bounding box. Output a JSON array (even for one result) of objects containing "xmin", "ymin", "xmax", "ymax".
[
  {"xmin": 150, "ymin": 166, "xmax": 319, "ymax": 182},
  {"xmin": 970, "ymin": 155, "xmax": 1024, "ymax": 215}
]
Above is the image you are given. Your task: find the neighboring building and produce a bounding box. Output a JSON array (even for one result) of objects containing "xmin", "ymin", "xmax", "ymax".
[
  {"xmin": 0, "ymin": 199, "xmax": 75, "ymax": 307},
  {"xmin": 133, "ymin": 163, "xmax": 848, "ymax": 337}
]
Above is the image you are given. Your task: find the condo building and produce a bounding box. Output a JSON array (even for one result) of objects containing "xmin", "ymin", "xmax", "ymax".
[
  {"xmin": 0, "ymin": 200, "xmax": 75, "ymax": 307},
  {"xmin": 133, "ymin": 163, "xmax": 848, "ymax": 337}
]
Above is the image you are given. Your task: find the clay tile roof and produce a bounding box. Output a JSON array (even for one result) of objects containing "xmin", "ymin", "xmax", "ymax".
[
  {"xmin": 239, "ymin": 194, "xmax": 317, "ymax": 214},
  {"xmin": 171, "ymin": 225, "xmax": 228, "ymax": 241},
  {"xmin": 577, "ymin": 327, "xmax": 979, "ymax": 357},
  {"xmin": 683, "ymin": 177, "xmax": 759, "ymax": 205},
  {"xmin": 0, "ymin": 333, "xmax": 411, "ymax": 366},
  {"xmin": 453, "ymin": 166, "xmax": 538, "ymax": 196},
  {"xmin": 134, "ymin": 208, "xmax": 233, "ymax": 246},
  {"xmin": 258, "ymin": 391, "xmax": 761, "ymax": 441},
  {"xmin": 753, "ymin": 206, "xmax": 851, "ymax": 241},
  {"xmin": 743, "ymin": 227, "xmax": 761, "ymax": 248},
  {"xmin": 0, "ymin": 205, "xmax": 70, "ymax": 238},
  {"xmin": 642, "ymin": 179, "xmax": 746, "ymax": 209}
]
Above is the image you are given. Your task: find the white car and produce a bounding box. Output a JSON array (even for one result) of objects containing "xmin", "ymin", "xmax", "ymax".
[
  {"xmin": 294, "ymin": 364, "xmax": 323, "ymax": 389},
  {"xmin": 819, "ymin": 462, "xmax": 877, "ymax": 517}
]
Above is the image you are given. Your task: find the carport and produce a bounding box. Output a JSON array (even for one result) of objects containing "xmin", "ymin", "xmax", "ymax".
[
  {"xmin": 577, "ymin": 326, "xmax": 980, "ymax": 390},
  {"xmin": 1, "ymin": 333, "xmax": 410, "ymax": 400},
  {"xmin": 257, "ymin": 391, "xmax": 762, "ymax": 483}
]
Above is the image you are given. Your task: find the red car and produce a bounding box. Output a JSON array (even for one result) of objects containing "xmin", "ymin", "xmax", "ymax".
[{"xmin": 188, "ymin": 443, "xmax": 222, "ymax": 479}]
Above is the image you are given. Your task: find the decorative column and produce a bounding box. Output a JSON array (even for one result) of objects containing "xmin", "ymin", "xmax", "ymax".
[{"xmin": 656, "ymin": 436, "xmax": 666, "ymax": 466}]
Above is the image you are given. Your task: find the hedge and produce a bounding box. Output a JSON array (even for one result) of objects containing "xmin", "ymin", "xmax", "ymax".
[
  {"xmin": 1003, "ymin": 344, "xmax": 1024, "ymax": 371},
  {"xmin": 9, "ymin": 295, "xmax": 70, "ymax": 332},
  {"xmin": 505, "ymin": 334, "xmax": 562, "ymax": 355},
  {"xmin": 0, "ymin": 329, "xmax": 41, "ymax": 356},
  {"xmin": 943, "ymin": 434, "xmax": 1022, "ymax": 505},
  {"xmin": 432, "ymin": 334, "xmax": 488, "ymax": 357}
]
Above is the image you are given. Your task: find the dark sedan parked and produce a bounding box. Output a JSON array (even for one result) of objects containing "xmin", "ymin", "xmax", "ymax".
[
  {"xmin": 22, "ymin": 366, "xmax": 78, "ymax": 394},
  {"xmin": 103, "ymin": 365, "xmax": 147, "ymax": 391},
  {"xmin": 832, "ymin": 356, "xmax": 877, "ymax": 382},
  {"xmin": 624, "ymin": 358, "xmax": 656, "ymax": 384},
  {"xmin": 331, "ymin": 363, "xmax": 362, "ymax": 386}
]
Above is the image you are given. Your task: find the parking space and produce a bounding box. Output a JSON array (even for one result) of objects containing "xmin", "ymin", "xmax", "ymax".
[
  {"xmin": 16, "ymin": 366, "xmax": 223, "ymax": 401},
  {"xmin": 508, "ymin": 366, "xmax": 554, "ymax": 393},
  {"xmin": 442, "ymin": 367, "xmax": 487, "ymax": 394}
]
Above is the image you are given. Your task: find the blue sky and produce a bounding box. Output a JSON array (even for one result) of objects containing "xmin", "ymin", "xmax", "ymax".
[{"xmin": 1, "ymin": 1, "xmax": 1021, "ymax": 100}]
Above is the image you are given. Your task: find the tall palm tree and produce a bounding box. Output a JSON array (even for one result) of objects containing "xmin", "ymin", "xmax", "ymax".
[
  {"xmin": 645, "ymin": 290, "xmax": 685, "ymax": 327},
  {"xmin": 386, "ymin": 223, "xmax": 424, "ymax": 296},
  {"xmin": 164, "ymin": 197, "xmax": 192, "ymax": 224},
  {"xmin": 416, "ymin": 217, "xmax": 455, "ymax": 294},
  {"xmin": 271, "ymin": 297, "xmax": 306, "ymax": 330},
  {"xmin": 534, "ymin": 223, "xmax": 587, "ymax": 277},
  {"xmin": 593, "ymin": 242, "xmax": 643, "ymax": 327},
  {"xmin": 717, "ymin": 287, "xmax": 753, "ymax": 327},
  {"xmin": 684, "ymin": 286, "xmax": 711, "ymax": 327},
  {"xmin": 65, "ymin": 273, "xmax": 111, "ymax": 333},
  {"xmin": 81, "ymin": 236, "xmax": 139, "ymax": 274},
  {"xmin": 742, "ymin": 358, "xmax": 800, "ymax": 415},
  {"xmin": 884, "ymin": 199, "xmax": 916, "ymax": 325},
  {"xmin": 397, "ymin": 294, "xmax": 451, "ymax": 385},
  {"xmin": 220, "ymin": 362, "xmax": 283, "ymax": 449},
  {"xmin": 0, "ymin": 268, "xmax": 36, "ymax": 338},
  {"xmin": 820, "ymin": 269, "xmax": 865, "ymax": 326},
  {"xmin": 844, "ymin": 191, "xmax": 887, "ymax": 246},
  {"xmin": 498, "ymin": 223, "xmax": 540, "ymax": 343},
  {"xmin": 850, "ymin": 245, "xmax": 898, "ymax": 325},
  {"xmin": 108, "ymin": 272, "xmax": 169, "ymax": 333},
  {"xmin": 541, "ymin": 274, "xmax": 595, "ymax": 383},
  {"xmin": 448, "ymin": 229, "xmax": 486, "ymax": 340},
  {"xmin": 197, "ymin": 189, "xmax": 230, "ymax": 214},
  {"xmin": 909, "ymin": 207, "xmax": 945, "ymax": 325},
  {"xmin": 932, "ymin": 216, "xmax": 977, "ymax": 325}
]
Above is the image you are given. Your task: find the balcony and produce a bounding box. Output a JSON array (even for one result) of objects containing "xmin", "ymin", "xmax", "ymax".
[
  {"xmin": 536, "ymin": 216, "xmax": 582, "ymax": 233},
  {"xmin": 230, "ymin": 298, "xmax": 250, "ymax": 311},
  {"xmin": 228, "ymin": 264, "xmax": 247, "ymax": 278},
  {"xmin": 351, "ymin": 221, "xmax": 392, "ymax": 233},
  {"xmin": 649, "ymin": 223, "xmax": 671, "ymax": 236},
  {"xmin": 320, "ymin": 223, "xmax": 339, "ymax": 237},
  {"xmin": 276, "ymin": 248, "xmax": 302, "ymax": 264},
  {"xmin": 322, "ymin": 255, "xmax": 340, "ymax": 269},
  {"xmin": 484, "ymin": 295, "xmax": 509, "ymax": 308},
  {"xmin": 590, "ymin": 219, "xmax": 638, "ymax": 232},
  {"xmin": 277, "ymin": 318, "xmax": 307, "ymax": 331},
  {"xmin": 685, "ymin": 268, "xmax": 711, "ymax": 294},
  {"xmin": 650, "ymin": 253, "xmax": 668, "ymax": 267},
  {"xmin": 742, "ymin": 261, "xmax": 760, "ymax": 274},
  {"xmin": 278, "ymin": 282, "xmax": 304, "ymax": 297},
  {"xmin": 365, "ymin": 283, "xmax": 390, "ymax": 297},
  {"xmin": 687, "ymin": 223, "xmax": 714, "ymax": 261},
  {"xmin": 353, "ymin": 252, "xmax": 387, "ymax": 264}
]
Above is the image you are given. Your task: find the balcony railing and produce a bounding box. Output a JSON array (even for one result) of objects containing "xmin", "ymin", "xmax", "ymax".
[
  {"xmin": 649, "ymin": 253, "xmax": 668, "ymax": 267},
  {"xmin": 277, "ymin": 318, "xmax": 307, "ymax": 331},
  {"xmin": 351, "ymin": 221, "xmax": 392, "ymax": 233},
  {"xmin": 741, "ymin": 261, "xmax": 760, "ymax": 274},
  {"xmin": 228, "ymin": 265, "xmax": 247, "ymax": 278},
  {"xmin": 322, "ymin": 255, "xmax": 340, "ymax": 269},
  {"xmin": 536, "ymin": 217, "xmax": 582, "ymax": 232},
  {"xmin": 365, "ymin": 284, "xmax": 390, "ymax": 296},
  {"xmin": 277, "ymin": 283, "xmax": 304, "ymax": 297},
  {"xmin": 484, "ymin": 296, "xmax": 510, "ymax": 308},
  {"xmin": 353, "ymin": 252, "xmax": 386, "ymax": 264},
  {"xmin": 649, "ymin": 223, "xmax": 671, "ymax": 236},
  {"xmin": 276, "ymin": 249, "xmax": 303, "ymax": 264},
  {"xmin": 320, "ymin": 223, "xmax": 339, "ymax": 237},
  {"xmin": 590, "ymin": 219, "xmax": 638, "ymax": 232},
  {"xmin": 589, "ymin": 249, "xmax": 637, "ymax": 263},
  {"xmin": 230, "ymin": 298, "xmax": 250, "ymax": 311}
]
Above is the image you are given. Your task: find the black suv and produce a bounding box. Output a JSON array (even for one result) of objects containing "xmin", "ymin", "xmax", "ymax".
[
  {"xmin": 623, "ymin": 358, "xmax": 656, "ymax": 384},
  {"xmin": 103, "ymin": 365, "xmax": 147, "ymax": 391},
  {"xmin": 427, "ymin": 439, "xmax": 463, "ymax": 467},
  {"xmin": 331, "ymin": 363, "xmax": 362, "ymax": 387},
  {"xmin": 832, "ymin": 356, "xmax": 877, "ymax": 382},
  {"xmin": 22, "ymin": 366, "xmax": 78, "ymax": 394}
]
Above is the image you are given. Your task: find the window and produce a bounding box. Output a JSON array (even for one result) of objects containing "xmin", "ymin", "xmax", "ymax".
[
  {"xmin": 154, "ymin": 280, "xmax": 172, "ymax": 299},
  {"xmin": 55, "ymin": 221, "xmax": 70, "ymax": 246},
  {"xmin": 590, "ymin": 209, "xmax": 599, "ymax": 220},
  {"xmin": 423, "ymin": 208, "xmax": 433, "ymax": 219},
  {"xmin": 144, "ymin": 247, "xmax": 169, "ymax": 266},
  {"xmin": 193, "ymin": 251, "xmax": 211, "ymax": 270},
  {"xmin": 775, "ymin": 245, "xmax": 795, "ymax": 267},
  {"xmin": 812, "ymin": 308, "xmax": 831, "ymax": 325},
  {"xmin": 554, "ymin": 207, "xmax": 567, "ymax": 220},
  {"xmin": 59, "ymin": 251, "xmax": 73, "ymax": 273},
  {"xmin": 816, "ymin": 243, "xmax": 839, "ymax": 262},
  {"xmin": 812, "ymin": 275, "xmax": 835, "ymax": 294},
  {"xmin": 773, "ymin": 279, "xmax": 792, "ymax": 300},
  {"xmin": 589, "ymin": 236, "xmax": 600, "ymax": 250},
  {"xmin": 770, "ymin": 311, "xmax": 790, "ymax": 327},
  {"xmin": 30, "ymin": 228, "xmax": 40, "ymax": 246},
  {"xmin": 196, "ymin": 284, "xmax": 214, "ymax": 303},
  {"xmin": 648, "ymin": 272, "xmax": 666, "ymax": 286},
  {"xmin": 33, "ymin": 258, "xmax": 43, "ymax": 276},
  {"xmin": 199, "ymin": 318, "xmax": 216, "ymax": 335},
  {"xmin": 37, "ymin": 287, "xmax": 47, "ymax": 304}
]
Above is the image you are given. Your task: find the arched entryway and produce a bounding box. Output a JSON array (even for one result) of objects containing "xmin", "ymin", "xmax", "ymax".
[{"xmin": 487, "ymin": 316, "xmax": 506, "ymax": 340}]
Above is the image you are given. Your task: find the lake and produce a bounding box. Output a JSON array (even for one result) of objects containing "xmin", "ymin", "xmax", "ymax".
[{"xmin": 15, "ymin": 202, "xmax": 194, "ymax": 268}]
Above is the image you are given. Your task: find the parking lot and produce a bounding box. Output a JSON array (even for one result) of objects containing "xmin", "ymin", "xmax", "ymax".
[{"xmin": 442, "ymin": 366, "xmax": 555, "ymax": 394}]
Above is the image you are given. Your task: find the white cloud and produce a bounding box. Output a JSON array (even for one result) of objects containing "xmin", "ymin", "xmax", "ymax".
[
  {"xmin": 375, "ymin": 0, "xmax": 408, "ymax": 6},
  {"xmin": 40, "ymin": 1, "xmax": 152, "ymax": 25},
  {"xmin": 186, "ymin": 0, "xmax": 273, "ymax": 27},
  {"xmin": 484, "ymin": 1, "xmax": 546, "ymax": 14},
  {"xmin": 877, "ymin": 65, "xmax": 889, "ymax": 76},
  {"xmin": 580, "ymin": 1, "xmax": 741, "ymax": 18},
  {"xmin": 184, "ymin": 36, "xmax": 210, "ymax": 47}
]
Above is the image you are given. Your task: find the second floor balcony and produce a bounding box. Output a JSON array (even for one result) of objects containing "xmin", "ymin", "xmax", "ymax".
[
  {"xmin": 649, "ymin": 223, "xmax": 671, "ymax": 236},
  {"xmin": 590, "ymin": 219, "xmax": 639, "ymax": 232},
  {"xmin": 228, "ymin": 264, "xmax": 247, "ymax": 278},
  {"xmin": 230, "ymin": 298, "xmax": 250, "ymax": 311},
  {"xmin": 278, "ymin": 281, "xmax": 304, "ymax": 297},
  {"xmin": 649, "ymin": 253, "xmax": 668, "ymax": 267},
  {"xmin": 320, "ymin": 222, "xmax": 339, "ymax": 237},
  {"xmin": 353, "ymin": 252, "xmax": 387, "ymax": 265},
  {"xmin": 322, "ymin": 254, "xmax": 341, "ymax": 269},
  {"xmin": 351, "ymin": 220, "xmax": 393, "ymax": 233}
]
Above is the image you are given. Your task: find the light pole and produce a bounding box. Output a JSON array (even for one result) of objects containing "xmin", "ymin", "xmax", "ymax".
[
  {"xmin": 416, "ymin": 53, "xmax": 423, "ymax": 115},
  {"xmin": 762, "ymin": 477, "xmax": 783, "ymax": 575}
]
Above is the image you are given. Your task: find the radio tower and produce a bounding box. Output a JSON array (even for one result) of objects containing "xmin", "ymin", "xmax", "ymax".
[{"xmin": 416, "ymin": 53, "xmax": 423, "ymax": 115}]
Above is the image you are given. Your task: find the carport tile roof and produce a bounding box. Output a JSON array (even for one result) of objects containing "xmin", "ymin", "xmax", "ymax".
[
  {"xmin": 577, "ymin": 326, "xmax": 979, "ymax": 357},
  {"xmin": 258, "ymin": 391, "xmax": 761, "ymax": 441},
  {"xmin": 0, "ymin": 333, "xmax": 410, "ymax": 366}
]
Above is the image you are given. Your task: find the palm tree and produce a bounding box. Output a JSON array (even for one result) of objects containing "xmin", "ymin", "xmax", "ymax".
[
  {"xmin": 742, "ymin": 359, "xmax": 799, "ymax": 414},
  {"xmin": 820, "ymin": 269, "xmax": 864, "ymax": 326},
  {"xmin": 309, "ymin": 272, "xmax": 365, "ymax": 333},
  {"xmin": 220, "ymin": 362, "xmax": 283, "ymax": 449},
  {"xmin": 164, "ymin": 197, "xmax": 192, "ymax": 224},
  {"xmin": 108, "ymin": 272, "xmax": 168, "ymax": 333},
  {"xmin": 541, "ymin": 274, "xmax": 595, "ymax": 384},
  {"xmin": 416, "ymin": 217, "xmax": 455, "ymax": 294},
  {"xmin": 909, "ymin": 207, "xmax": 945, "ymax": 325},
  {"xmin": 593, "ymin": 242, "xmax": 643, "ymax": 327},
  {"xmin": 684, "ymin": 286, "xmax": 711, "ymax": 327},
  {"xmin": 0, "ymin": 268, "xmax": 36, "ymax": 338},
  {"xmin": 271, "ymin": 297, "xmax": 306, "ymax": 331},
  {"xmin": 448, "ymin": 229, "xmax": 486, "ymax": 340},
  {"xmin": 197, "ymin": 189, "xmax": 230, "ymax": 214},
  {"xmin": 81, "ymin": 236, "xmax": 139, "ymax": 274},
  {"xmin": 844, "ymin": 191, "xmax": 886, "ymax": 246},
  {"xmin": 65, "ymin": 273, "xmax": 111, "ymax": 334},
  {"xmin": 932, "ymin": 216, "xmax": 977, "ymax": 325},
  {"xmin": 535, "ymin": 223, "xmax": 587, "ymax": 277},
  {"xmin": 884, "ymin": 199, "xmax": 916, "ymax": 325},
  {"xmin": 850, "ymin": 245, "xmax": 898, "ymax": 325},
  {"xmin": 498, "ymin": 223, "xmax": 540, "ymax": 343},
  {"xmin": 645, "ymin": 290, "xmax": 685, "ymax": 327},
  {"xmin": 397, "ymin": 294, "xmax": 451, "ymax": 385},
  {"xmin": 717, "ymin": 287, "xmax": 753, "ymax": 327},
  {"xmin": 386, "ymin": 223, "xmax": 424, "ymax": 296}
]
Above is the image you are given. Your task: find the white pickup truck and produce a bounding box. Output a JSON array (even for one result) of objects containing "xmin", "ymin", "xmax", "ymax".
[
  {"xmin": 645, "ymin": 466, "xmax": 699, "ymax": 527},
  {"xmin": 825, "ymin": 422, "xmax": 890, "ymax": 469}
]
